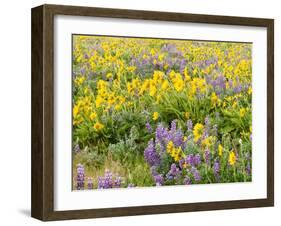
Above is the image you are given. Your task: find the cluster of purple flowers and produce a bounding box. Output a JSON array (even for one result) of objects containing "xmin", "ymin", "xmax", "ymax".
[
  {"xmin": 144, "ymin": 120, "xmax": 206, "ymax": 186},
  {"xmin": 76, "ymin": 164, "xmax": 85, "ymax": 190},
  {"xmin": 97, "ymin": 169, "xmax": 122, "ymax": 189},
  {"xmin": 131, "ymin": 43, "xmax": 188, "ymax": 78},
  {"xmin": 206, "ymin": 74, "xmax": 250, "ymax": 97},
  {"xmin": 144, "ymin": 140, "xmax": 160, "ymax": 167},
  {"xmin": 213, "ymin": 160, "xmax": 220, "ymax": 181}
]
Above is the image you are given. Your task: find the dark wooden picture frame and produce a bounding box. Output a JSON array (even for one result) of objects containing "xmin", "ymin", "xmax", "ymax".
[{"xmin": 31, "ymin": 4, "xmax": 274, "ymax": 221}]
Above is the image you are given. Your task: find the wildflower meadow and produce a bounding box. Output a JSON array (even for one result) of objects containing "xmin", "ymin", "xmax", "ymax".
[{"xmin": 72, "ymin": 35, "xmax": 252, "ymax": 190}]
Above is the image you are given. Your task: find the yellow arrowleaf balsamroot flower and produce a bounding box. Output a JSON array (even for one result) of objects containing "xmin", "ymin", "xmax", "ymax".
[
  {"xmin": 89, "ymin": 112, "xmax": 97, "ymax": 121},
  {"xmin": 166, "ymin": 141, "xmax": 184, "ymax": 162},
  {"xmin": 93, "ymin": 122, "xmax": 104, "ymax": 131},
  {"xmin": 153, "ymin": 112, "xmax": 159, "ymax": 121},
  {"xmin": 202, "ymin": 136, "xmax": 214, "ymax": 148},
  {"xmin": 74, "ymin": 76, "xmax": 86, "ymax": 86},
  {"xmin": 184, "ymin": 112, "xmax": 190, "ymax": 119},
  {"xmin": 193, "ymin": 123, "xmax": 204, "ymax": 142},
  {"xmin": 239, "ymin": 108, "xmax": 246, "ymax": 117},
  {"xmin": 218, "ymin": 144, "xmax": 223, "ymax": 157},
  {"xmin": 167, "ymin": 141, "xmax": 174, "ymax": 154},
  {"xmin": 95, "ymin": 96, "xmax": 104, "ymax": 108},
  {"xmin": 161, "ymin": 80, "xmax": 169, "ymax": 90},
  {"xmin": 149, "ymin": 86, "xmax": 157, "ymax": 97},
  {"xmin": 73, "ymin": 105, "xmax": 79, "ymax": 118},
  {"xmin": 184, "ymin": 67, "xmax": 191, "ymax": 81},
  {"xmin": 211, "ymin": 92, "xmax": 218, "ymax": 107},
  {"xmin": 174, "ymin": 79, "xmax": 184, "ymax": 92},
  {"xmin": 228, "ymin": 150, "xmax": 236, "ymax": 166},
  {"xmin": 106, "ymin": 72, "xmax": 113, "ymax": 79}
]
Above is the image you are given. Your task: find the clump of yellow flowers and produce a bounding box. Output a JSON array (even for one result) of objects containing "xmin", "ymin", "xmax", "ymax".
[
  {"xmin": 93, "ymin": 122, "xmax": 104, "ymax": 131},
  {"xmin": 153, "ymin": 112, "xmax": 159, "ymax": 121},
  {"xmin": 228, "ymin": 150, "xmax": 237, "ymax": 166},
  {"xmin": 166, "ymin": 141, "xmax": 185, "ymax": 162},
  {"xmin": 193, "ymin": 123, "xmax": 204, "ymax": 142}
]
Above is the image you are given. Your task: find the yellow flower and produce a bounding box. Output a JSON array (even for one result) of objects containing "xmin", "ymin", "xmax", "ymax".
[
  {"xmin": 73, "ymin": 105, "xmax": 79, "ymax": 118},
  {"xmin": 211, "ymin": 92, "xmax": 218, "ymax": 107},
  {"xmin": 218, "ymin": 144, "xmax": 223, "ymax": 157},
  {"xmin": 161, "ymin": 80, "xmax": 169, "ymax": 90},
  {"xmin": 90, "ymin": 112, "xmax": 97, "ymax": 120},
  {"xmin": 164, "ymin": 63, "xmax": 169, "ymax": 70},
  {"xmin": 174, "ymin": 79, "xmax": 184, "ymax": 92},
  {"xmin": 239, "ymin": 108, "xmax": 246, "ymax": 117},
  {"xmin": 202, "ymin": 136, "xmax": 214, "ymax": 148},
  {"xmin": 150, "ymin": 48, "xmax": 156, "ymax": 56},
  {"xmin": 106, "ymin": 73, "xmax": 113, "ymax": 79},
  {"xmin": 184, "ymin": 112, "xmax": 190, "ymax": 119},
  {"xmin": 193, "ymin": 123, "xmax": 204, "ymax": 142},
  {"xmin": 228, "ymin": 150, "xmax": 236, "ymax": 165},
  {"xmin": 74, "ymin": 76, "xmax": 85, "ymax": 86},
  {"xmin": 93, "ymin": 122, "xmax": 104, "ymax": 131},
  {"xmin": 158, "ymin": 54, "xmax": 164, "ymax": 62},
  {"xmin": 232, "ymin": 101, "xmax": 237, "ymax": 108},
  {"xmin": 167, "ymin": 141, "xmax": 174, "ymax": 154},
  {"xmin": 114, "ymin": 104, "xmax": 121, "ymax": 111},
  {"xmin": 153, "ymin": 112, "xmax": 159, "ymax": 121},
  {"xmin": 184, "ymin": 67, "xmax": 191, "ymax": 81},
  {"xmin": 248, "ymin": 87, "xmax": 252, "ymax": 95},
  {"xmin": 95, "ymin": 96, "xmax": 104, "ymax": 108},
  {"xmin": 153, "ymin": 70, "xmax": 164, "ymax": 82},
  {"xmin": 149, "ymin": 84, "xmax": 157, "ymax": 97},
  {"xmin": 127, "ymin": 66, "xmax": 136, "ymax": 73}
]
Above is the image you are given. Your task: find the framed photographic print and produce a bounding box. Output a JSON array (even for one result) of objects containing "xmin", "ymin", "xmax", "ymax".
[{"xmin": 31, "ymin": 4, "xmax": 274, "ymax": 221}]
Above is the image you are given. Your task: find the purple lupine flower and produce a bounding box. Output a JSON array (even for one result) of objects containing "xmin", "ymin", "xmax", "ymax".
[
  {"xmin": 154, "ymin": 174, "xmax": 164, "ymax": 186},
  {"xmin": 187, "ymin": 119, "xmax": 193, "ymax": 131},
  {"xmin": 76, "ymin": 164, "xmax": 85, "ymax": 190},
  {"xmin": 185, "ymin": 154, "xmax": 201, "ymax": 167},
  {"xmin": 87, "ymin": 177, "xmax": 93, "ymax": 189},
  {"xmin": 179, "ymin": 59, "xmax": 187, "ymax": 74},
  {"xmin": 155, "ymin": 123, "xmax": 169, "ymax": 142},
  {"xmin": 184, "ymin": 176, "xmax": 192, "ymax": 185},
  {"xmin": 80, "ymin": 67, "xmax": 86, "ymax": 75},
  {"xmin": 150, "ymin": 166, "xmax": 158, "ymax": 176},
  {"xmin": 98, "ymin": 169, "xmax": 113, "ymax": 189},
  {"xmin": 172, "ymin": 129, "xmax": 184, "ymax": 147},
  {"xmin": 127, "ymin": 183, "xmax": 135, "ymax": 188},
  {"xmin": 233, "ymin": 84, "xmax": 242, "ymax": 93},
  {"xmin": 168, "ymin": 163, "xmax": 180, "ymax": 177},
  {"xmin": 170, "ymin": 120, "xmax": 177, "ymax": 133},
  {"xmin": 114, "ymin": 176, "xmax": 122, "ymax": 188},
  {"xmin": 193, "ymin": 154, "xmax": 201, "ymax": 166},
  {"xmin": 145, "ymin": 122, "xmax": 153, "ymax": 133},
  {"xmin": 185, "ymin": 154, "xmax": 194, "ymax": 166},
  {"xmin": 204, "ymin": 149, "xmax": 211, "ymax": 165},
  {"xmin": 166, "ymin": 163, "xmax": 181, "ymax": 182},
  {"xmin": 179, "ymin": 158, "xmax": 185, "ymax": 169},
  {"xmin": 97, "ymin": 170, "xmax": 122, "ymax": 189},
  {"xmin": 155, "ymin": 124, "xmax": 169, "ymax": 152},
  {"xmin": 213, "ymin": 160, "xmax": 220, "ymax": 181},
  {"xmin": 191, "ymin": 167, "xmax": 201, "ymax": 182},
  {"xmin": 144, "ymin": 139, "xmax": 160, "ymax": 167}
]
